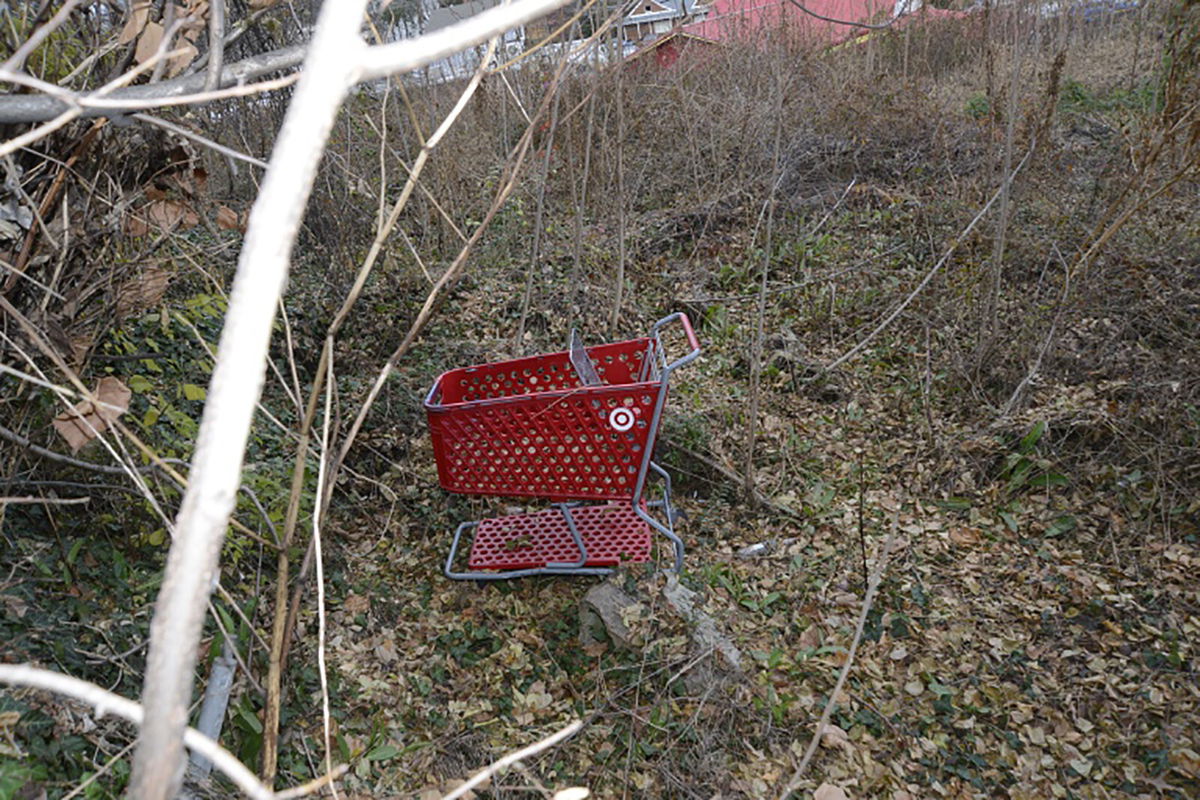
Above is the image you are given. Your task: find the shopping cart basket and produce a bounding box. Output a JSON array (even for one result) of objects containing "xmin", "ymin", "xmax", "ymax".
[{"xmin": 424, "ymin": 312, "xmax": 701, "ymax": 580}]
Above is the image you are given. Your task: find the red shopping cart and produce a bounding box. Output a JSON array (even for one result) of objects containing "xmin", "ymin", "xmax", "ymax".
[{"xmin": 424, "ymin": 312, "xmax": 700, "ymax": 579}]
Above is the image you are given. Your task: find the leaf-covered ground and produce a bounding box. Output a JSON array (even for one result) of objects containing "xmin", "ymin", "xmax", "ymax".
[
  {"xmin": 306, "ymin": 232, "xmax": 1199, "ymax": 799},
  {"xmin": 3, "ymin": 13, "xmax": 1198, "ymax": 800}
]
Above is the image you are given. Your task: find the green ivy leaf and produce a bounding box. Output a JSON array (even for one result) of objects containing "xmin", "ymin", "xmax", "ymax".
[
  {"xmin": 237, "ymin": 704, "xmax": 262, "ymax": 734},
  {"xmin": 1046, "ymin": 515, "xmax": 1077, "ymax": 537},
  {"xmin": 182, "ymin": 383, "xmax": 206, "ymax": 401},
  {"xmin": 365, "ymin": 743, "xmax": 400, "ymax": 762}
]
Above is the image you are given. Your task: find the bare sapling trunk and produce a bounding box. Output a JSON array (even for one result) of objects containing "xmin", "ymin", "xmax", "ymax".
[
  {"xmin": 515, "ymin": 83, "xmax": 563, "ymax": 349},
  {"xmin": 743, "ymin": 70, "xmax": 786, "ymax": 501},
  {"xmin": 261, "ymin": 38, "xmax": 500, "ymax": 780},
  {"xmin": 610, "ymin": 29, "xmax": 626, "ymax": 338},
  {"xmin": 975, "ymin": 7, "xmax": 1025, "ymax": 373},
  {"xmin": 130, "ymin": 3, "xmax": 371, "ymax": 798},
  {"xmin": 568, "ymin": 88, "xmax": 598, "ymax": 327}
]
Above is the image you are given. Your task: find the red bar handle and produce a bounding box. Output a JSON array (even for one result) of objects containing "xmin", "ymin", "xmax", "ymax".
[
  {"xmin": 652, "ymin": 311, "xmax": 702, "ymax": 375},
  {"xmin": 678, "ymin": 312, "xmax": 700, "ymax": 353}
]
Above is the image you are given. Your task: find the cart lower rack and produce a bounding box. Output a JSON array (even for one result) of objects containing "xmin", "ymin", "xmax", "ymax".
[{"xmin": 424, "ymin": 313, "xmax": 700, "ymax": 580}]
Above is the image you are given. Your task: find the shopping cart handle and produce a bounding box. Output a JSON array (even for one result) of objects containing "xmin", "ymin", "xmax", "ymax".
[
  {"xmin": 424, "ymin": 379, "xmax": 443, "ymax": 408},
  {"xmin": 652, "ymin": 312, "xmax": 702, "ymax": 375}
]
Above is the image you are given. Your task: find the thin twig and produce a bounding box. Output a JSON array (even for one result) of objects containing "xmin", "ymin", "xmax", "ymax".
[
  {"xmin": 149, "ymin": 3, "xmax": 180, "ymax": 85},
  {"xmin": 0, "ymin": 317, "xmax": 173, "ymax": 527},
  {"xmin": 0, "ymin": 256, "xmax": 67, "ymax": 300},
  {"xmin": 0, "ymin": 664, "xmax": 274, "ymax": 800},
  {"xmin": 0, "ymin": 363, "xmax": 127, "ymax": 415},
  {"xmin": 314, "ymin": 339, "xmax": 337, "ymax": 799},
  {"xmin": 329, "ymin": 34, "xmax": 583, "ymax": 481},
  {"xmin": 0, "ymin": 0, "xmax": 83, "ymax": 72},
  {"xmin": 205, "ymin": 0, "xmax": 226, "ymax": 93},
  {"xmin": 663, "ymin": 438, "xmax": 801, "ymax": 519},
  {"xmin": 0, "ymin": 422, "xmax": 150, "ymax": 476},
  {"xmin": 0, "ymin": 108, "xmax": 83, "ymax": 160},
  {"xmin": 999, "ymin": 243, "xmax": 1071, "ymax": 418},
  {"xmin": 260, "ymin": 33, "xmax": 500, "ymax": 781},
  {"xmin": 820, "ymin": 144, "xmax": 1035, "ymax": 376},
  {"xmin": 0, "ymin": 479, "xmax": 139, "ymax": 495},
  {"xmin": 0, "ymin": 495, "xmax": 89, "ymax": 505},
  {"xmin": 777, "ymin": 531, "xmax": 896, "ymax": 800},
  {"xmin": 442, "ymin": 721, "xmax": 584, "ymax": 800},
  {"xmin": 275, "ymin": 765, "xmax": 350, "ymax": 800},
  {"xmin": 133, "ymin": 113, "xmax": 268, "ymax": 169},
  {"xmin": 857, "ymin": 449, "xmax": 866, "ymax": 587},
  {"xmin": 743, "ymin": 71, "xmax": 788, "ymax": 500},
  {"xmin": 62, "ymin": 741, "xmax": 136, "ymax": 800}
]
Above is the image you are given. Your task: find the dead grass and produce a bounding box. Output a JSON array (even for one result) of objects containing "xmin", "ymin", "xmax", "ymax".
[{"xmin": 2, "ymin": 6, "xmax": 1197, "ymax": 799}]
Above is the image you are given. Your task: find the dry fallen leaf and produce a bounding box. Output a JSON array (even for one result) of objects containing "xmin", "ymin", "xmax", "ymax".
[
  {"xmin": 374, "ymin": 638, "xmax": 398, "ymax": 664},
  {"xmin": 134, "ymin": 21, "xmax": 164, "ymax": 66},
  {"xmin": 582, "ymin": 641, "xmax": 608, "ymax": 657},
  {"xmin": 216, "ymin": 205, "xmax": 242, "ymax": 231},
  {"xmin": 343, "ymin": 593, "xmax": 371, "ymax": 615},
  {"xmin": 0, "ymin": 595, "xmax": 28, "ymax": 619},
  {"xmin": 813, "ymin": 782, "xmax": 850, "ymax": 800},
  {"xmin": 116, "ymin": 264, "xmax": 170, "ymax": 317},
  {"xmin": 171, "ymin": 168, "xmax": 208, "ymax": 197},
  {"xmin": 819, "ymin": 724, "xmax": 853, "ymax": 753},
  {"xmin": 166, "ymin": 41, "xmax": 199, "ymax": 78},
  {"xmin": 118, "ymin": 1, "xmax": 153, "ymax": 45},
  {"xmin": 437, "ymin": 781, "xmax": 477, "ymax": 799},
  {"xmin": 150, "ymin": 199, "xmax": 200, "ymax": 230},
  {"xmin": 125, "ymin": 214, "xmax": 149, "ymax": 237},
  {"xmin": 52, "ymin": 377, "xmax": 131, "ymax": 453},
  {"xmin": 798, "ymin": 624, "xmax": 822, "ymax": 649},
  {"xmin": 1171, "ymin": 747, "xmax": 1200, "ymax": 779},
  {"xmin": 950, "ymin": 526, "xmax": 983, "ymax": 546}
]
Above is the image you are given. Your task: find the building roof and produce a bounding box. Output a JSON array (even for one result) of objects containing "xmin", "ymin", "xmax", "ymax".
[
  {"xmin": 625, "ymin": 0, "xmax": 706, "ymax": 24},
  {"xmin": 425, "ymin": 0, "xmax": 519, "ymax": 33},
  {"xmin": 680, "ymin": 0, "xmax": 961, "ymax": 46}
]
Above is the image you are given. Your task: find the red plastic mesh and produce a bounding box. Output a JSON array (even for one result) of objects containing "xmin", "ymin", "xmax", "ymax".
[
  {"xmin": 467, "ymin": 504, "xmax": 651, "ymax": 570},
  {"xmin": 426, "ymin": 338, "xmax": 665, "ymax": 501}
]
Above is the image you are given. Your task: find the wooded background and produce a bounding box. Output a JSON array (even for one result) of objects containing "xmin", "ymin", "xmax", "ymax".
[{"xmin": 1, "ymin": 0, "xmax": 1197, "ymax": 798}]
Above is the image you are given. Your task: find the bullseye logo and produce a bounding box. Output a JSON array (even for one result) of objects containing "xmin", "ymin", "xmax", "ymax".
[{"xmin": 608, "ymin": 407, "xmax": 635, "ymax": 432}]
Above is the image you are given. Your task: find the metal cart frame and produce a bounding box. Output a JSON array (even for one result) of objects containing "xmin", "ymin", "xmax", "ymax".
[{"xmin": 424, "ymin": 312, "xmax": 700, "ymax": 580}]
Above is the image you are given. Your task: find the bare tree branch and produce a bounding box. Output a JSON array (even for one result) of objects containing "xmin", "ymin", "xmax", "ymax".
[
  {"xmin": 442, "ymin": 721, "xmax": 584, "ymax": 800},
  {"xmin": 205, "ymin": 0, "xmax": 227, "ymax": 92},
  {"xmin": 133, "ymin": 112, "xmax": 269, "ymax": 169},
  {"xmin": 129, "ymin": 3, "xmax": 370, "ymax": 797},
  {"xmin": 128, "ymin": 0, "xmax": 577, "ymax": 794},
  {"xmin": 358, "ymin": 0, "xmax": 589, "ymax": 79},
  {"xmin": 777, "ymin": 530, "xmax": 897, "ymax": 799},
  {"xmin": 0, "ymin": 0, "xmax": 588, "ymax": 126},
  {"xmin": 782, "ymin": 0, "xmax": 906, "ymax": 31},
  {"xmin": 0, "ymin": 45, "xmax": 306, "ymax": 124},
  {"xmin": 0, "ymin": 495, "xmax": 89, "ymax": 505},
  {"xmin": 0, "ymin": 664, "xmax": 274, "ymax": 800},
  {"xmin": 260, "ymin": 34, "xmax": 499, "ymax": 781}
]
